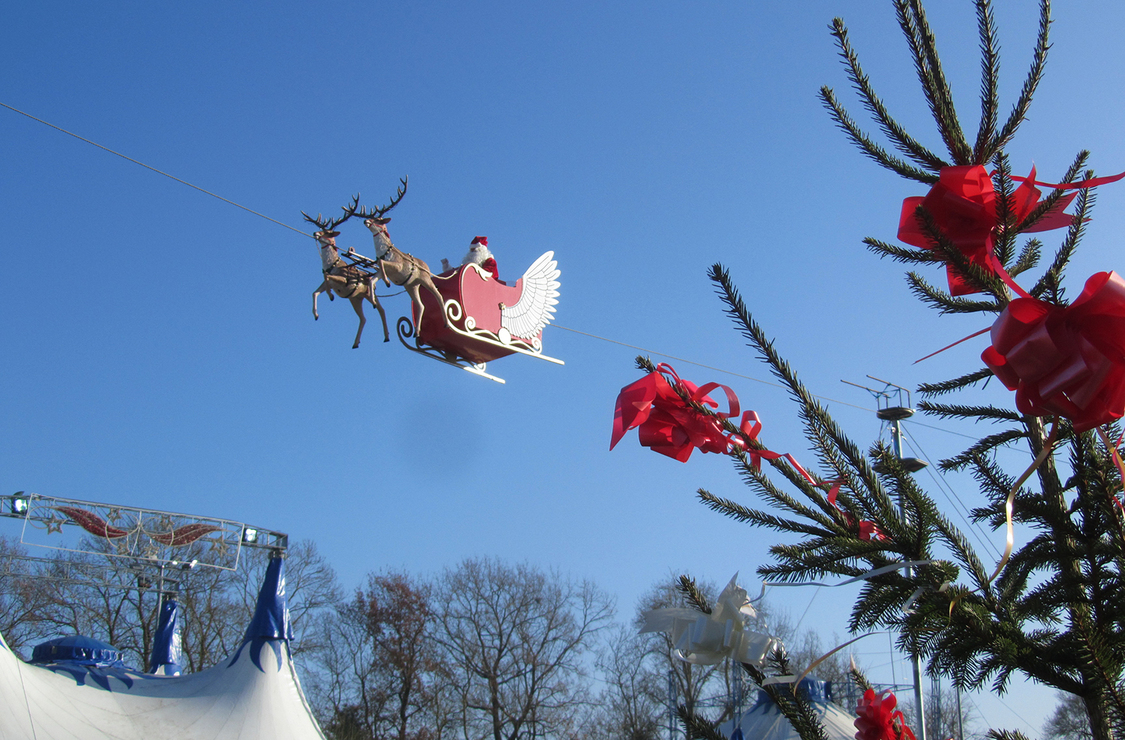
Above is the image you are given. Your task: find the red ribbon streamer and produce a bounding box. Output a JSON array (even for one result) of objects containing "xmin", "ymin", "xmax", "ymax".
[
  {"xmin": 898, "ymin": 165, "xmax": 1082, "ymax": 297},
  {"xmin": 855, "ymin": 689, "xmax": 917, "ymax": 740},
  {"xmin": 610, "ymin": 365, "xmax": 884, "ymax": 540},
  {"xmin": 982, "ymin": 271, "xmax": 1125, "ymax": 433}
]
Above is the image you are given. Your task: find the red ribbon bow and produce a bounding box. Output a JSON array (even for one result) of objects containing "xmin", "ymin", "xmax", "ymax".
[
  {"xmin": 610, "ymin": 364, "xmax": 751, "ymax": 462},
  {"xmin": 898, "ymin": 165, "xmax": 1084, "ymax": 297},
  {"xmin": 611, "ymin": 365, "xmax": 885, "ymax": 541},
  {"xmin": 854, "ymin": 689, "xmax": 916, "ymax": 740},
  {"xmin": 982, "ymin": 271, "xmax": 1125, "ymax": 433}
]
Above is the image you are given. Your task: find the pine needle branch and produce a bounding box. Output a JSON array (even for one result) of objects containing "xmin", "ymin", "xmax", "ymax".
[
  {"xmin": 828, "ymin": 17, "xmax": 949, "ymax": 172},
  {"xmin": 918, "ymin": 367, "xmax": 994, "ymax": 397},
  {"xmin": 819, "ymin": 87, "xmax": 938, "ymax": 184},
  {"xmin": 677, "ymin": 575, "xmax": 712, "ymax": 614},
  {"xmin": 905, "ymin": 272, "xmax": 1001, "ymax": 314},
  {"xmin": 1031, "ymin": 172, "xmax": 1094, "ymax": 299},
  {"xmin": 896, "ymin": 0, "xmax": 973, "ymax": 163},
  {"xmin": 991, "ymin": 0, "xmax": 1051, "ymax": 154},
  {"xmin": 973, "ymin": 0, "xmax": 1000, "ymax": 162},
  {"xmin": 864, "ymin": 237, "xmax": 945, "ymax": 264}
]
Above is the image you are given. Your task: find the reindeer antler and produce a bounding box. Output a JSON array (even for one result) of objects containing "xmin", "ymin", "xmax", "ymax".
[
  {"xmin": 346, "ymin": 176, "xmax": 409, "ymax": 221},
  {"xmin": 302, "ymin": 194, "xmax": 361, "ymax": 233}
]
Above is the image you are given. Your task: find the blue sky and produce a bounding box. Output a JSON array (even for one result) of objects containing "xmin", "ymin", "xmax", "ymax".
[{"xmin": 4, "ymin": 0, "xmax": 1125, "ymax": 734}]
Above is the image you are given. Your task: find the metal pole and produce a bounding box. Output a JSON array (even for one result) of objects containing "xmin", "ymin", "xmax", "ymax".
[
  {"xmin": 891, "ymin": 416, "xmax": 928, "ymax": 740},
  {"xmin": 955, "ymin": 685, "xmax": 965, "ymax": 740},
  {"xmin": 669, "ymin": 670, "xmax": 676, "ymax": 740}
]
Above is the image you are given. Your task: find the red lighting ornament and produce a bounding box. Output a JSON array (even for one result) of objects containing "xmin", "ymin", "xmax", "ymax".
[
  {"xmin": 897, "ymin": 165, "xmax": 1125, "ymax": 296},
  {"xmin": 982, "ymin": 271, "xmax": 1125, "ymax": 433},
  {"xmin": 854, "ymin": 689, "xmax": 916, "ymax": 740},
  {"xmin": 54, "ymin": 506, "xmax": 128, "ymax": 539}
]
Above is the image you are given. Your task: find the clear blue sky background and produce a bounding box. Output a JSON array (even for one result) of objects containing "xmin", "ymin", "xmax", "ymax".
[{"xmin": 4, "ymin": 0, "xmax": 1125, "ymax": 735}]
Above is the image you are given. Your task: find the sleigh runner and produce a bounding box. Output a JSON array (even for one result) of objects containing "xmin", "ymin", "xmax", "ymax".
[{"xmin": 398, "ymin": 252, "xmax": 563, "ymax": 383}]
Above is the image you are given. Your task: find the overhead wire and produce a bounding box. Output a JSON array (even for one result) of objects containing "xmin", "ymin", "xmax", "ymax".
[
  {"xmin": 0, "ymin": 101, "xmax": 312, "ymax": 239},
  {"xmin": 2, "ymin": 100, "xmax": 1018, "ymax": 446}
]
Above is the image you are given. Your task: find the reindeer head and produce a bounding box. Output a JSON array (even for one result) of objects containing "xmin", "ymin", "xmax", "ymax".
[
  {"xmin": 348, "ymin": 177, "xmax": 407, "ymax": 235},
  {"xmin": 303, "ymin": 193, "xmax": 364, "ymax": 249}
]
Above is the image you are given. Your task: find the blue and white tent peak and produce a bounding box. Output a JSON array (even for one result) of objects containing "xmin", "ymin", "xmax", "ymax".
[
  {"xmin": 149, "ymin": 598, "xmax": 183, "ymax": 675},
  {"xmin": 31, "ymin": 635, "xmax": 126, "ymax": 669},
  {"xmin": 244, "ymin": 552, "xmax": 293, "ymax": 642}
]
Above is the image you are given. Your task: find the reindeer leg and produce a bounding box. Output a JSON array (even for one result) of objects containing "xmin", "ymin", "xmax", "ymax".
[
  {"xmin": 312, "ymin": 280, "xmax": 330, "ymax": 320},
  {"xmin": 350, "ymin": 296, "xmax": 366, "ymax": 349},
  {"xmin": 407, "ymin": 283, "xmax": 428, "ymax": 344},
  {"xmin": 419, "ymin": 275, "xmax": 452, "ymax": 329},
  {"xmin": 378, "ymin": 260, "xmax": 392, "ymax": 287},
  {"xmin": 365, "ymin": 288, "xmax": 390, "ymax": 342}
]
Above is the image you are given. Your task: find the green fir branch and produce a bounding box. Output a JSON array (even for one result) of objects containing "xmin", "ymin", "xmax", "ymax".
[
  {"xmin": 896, "ymin": 0, "xmax": 973, "ymax": 163},
  {"xmin": 917, "ymin": 367, "xmax": 994, "ymax": 397},
  {"xmin": 917, "ymin": 402, "xmax": 1022, "ymax": 423},
  {"xmin": 819, "ymin": 87, "xmax": 938, "ymax": 183},
  {"xmin": 1031, "ymin": 174, "xmax": 1094, "ymax": 299},
  {"xmin": 828, "ymin": 18, "xmax": 949, "ymax": 172},
  {"xmin": 972, "ymin": 0, "xmax": 1000, "ymax": 161},
  {"xmin": 905, "ymin": 272, "xmax": 1001, "ymax": 314},
  {"xmin": 864, "ymin": 237, "xmax": 944, "ymax": 264},
  {"xmin": 1008, "ymin": 238, "xmax": 1041, "ymax": 277},
  {"xmin": 677, "ymin": 575, "xmax": 712, "ymax": 614},
  {"xmin": 991, "ymin": 0, "xmax": 1051, "ymax": 154}
]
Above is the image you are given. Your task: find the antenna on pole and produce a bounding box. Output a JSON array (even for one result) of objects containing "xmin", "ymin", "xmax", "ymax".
[
  {"xmin": 841, "ymin": 376, "xmax": 928, "ymax": 473},
  {"xmin": 842, "ymin": 375, "xmax": 929, "ymax": 740}
]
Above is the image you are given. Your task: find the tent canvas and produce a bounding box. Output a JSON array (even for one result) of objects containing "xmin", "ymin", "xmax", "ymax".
[{"xmin": 0, "ymin": 556, "xmax": 326, "ymax": 740}]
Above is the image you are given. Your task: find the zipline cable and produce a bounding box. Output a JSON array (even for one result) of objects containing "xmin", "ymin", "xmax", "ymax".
[
  {"xmin": 552, "ymin": 324, "xmax": 877, "ymax": 412},
  {"xmin": 3, "ymin": 100, "xmax": 1001, "ymax": 447},
  {"xmin": 0, "ymin": 100, "xmax": 312, "ymax": 239}
]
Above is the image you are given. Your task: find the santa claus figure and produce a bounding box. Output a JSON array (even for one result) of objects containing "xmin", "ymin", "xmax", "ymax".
[{"xmin": 462, "ymin": 236, "xmax": 499, "ymax": 282}]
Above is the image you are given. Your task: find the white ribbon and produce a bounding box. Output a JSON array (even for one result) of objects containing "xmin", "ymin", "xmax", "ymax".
[{"xmin": 639, "ymin": 574, "xmax": 781, "ymax": 667}]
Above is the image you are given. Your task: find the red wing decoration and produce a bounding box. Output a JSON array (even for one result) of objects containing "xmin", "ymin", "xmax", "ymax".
[
  {"xmin": 54, "ymin": 506, "xmax": 129, "ymax": 539},
  {"xmin": 149, "ymin": 523, "xmax": 224, "ymax": 547},
  {"xmin": 398, "ymin": 252, "xmax": 562, "ymax": 383}
]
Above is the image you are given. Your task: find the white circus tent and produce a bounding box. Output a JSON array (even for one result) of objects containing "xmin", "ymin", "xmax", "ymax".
[
  {"xmin": 722, "ymin": 678, "xmax": 858, "ymax": 740},
  {"xmin": 0, "ymin": 555, "xmax": 326, "ymax": 740}
]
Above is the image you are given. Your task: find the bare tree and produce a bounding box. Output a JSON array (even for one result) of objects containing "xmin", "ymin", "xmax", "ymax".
[
  {"xmin": 0, "ymin": 536, "xmax": 61, "ymax": 654},
  {"xmin": 1044, "ymin": 693, "xmax": 1093, "ymax": 740},
  {"xmin": 590, "ymin": 624, "xmax": 663, "ymax": 740},
  {"xmin": 306, "ymin": 570, "xmax": 450, "ymax": 740},
  {"xmin": 436, "ymin": 558, "xmax": 614, "ymax": 740}
]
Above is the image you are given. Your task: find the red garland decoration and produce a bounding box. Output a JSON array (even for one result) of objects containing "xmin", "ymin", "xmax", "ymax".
[
  {"xmin": 982, "ymin": 271, "xmax": 1125, "ymax": 433},
  {"xmin": 54, "ymin": 506, "xmax": 129, "ymax": 539},
  {"xmin": 897, "ymin": 165, "xmax": 1106, "ymax": 297},
  {"xmin": 854, "ymin": 689, "xmax": 916, "ymax": 740},
  {"xmin": 149, "ymin": 523, "xmax": 223, "ymax": 547},
  {"xmin": 610, "ymin": 365, "xmax": 886, "ymax": 541}
]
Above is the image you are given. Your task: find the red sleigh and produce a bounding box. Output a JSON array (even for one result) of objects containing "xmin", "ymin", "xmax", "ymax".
[{"xmin": 395, "ymin": 252, "xmax": 563, "ymax": 383}]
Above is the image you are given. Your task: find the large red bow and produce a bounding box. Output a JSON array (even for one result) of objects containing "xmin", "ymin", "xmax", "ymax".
[
  {"xmin": 982, "ymin": 271, "xmax": 1125, "ymax": 432},
  {"xmin": 610, "ymin": 364, "xmax": 750, "ymax": 461},
  {"xmin": 898, "ymin": 165, "xmax": 1079, "ymax": 296},
  {"xmin": 855, "ymin": 689, "xmax": 916, "ymax": 740}
]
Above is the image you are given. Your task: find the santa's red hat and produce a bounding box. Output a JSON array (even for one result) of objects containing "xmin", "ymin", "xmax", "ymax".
[{"xmin": 471, "ymin": 236, "xmax": 488, "ymax": 247}]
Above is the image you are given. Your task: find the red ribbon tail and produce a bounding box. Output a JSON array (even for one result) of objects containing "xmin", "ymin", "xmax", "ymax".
[{"xmin": 914, "ymin": 327, "xmax": 991, "ymax": 364}]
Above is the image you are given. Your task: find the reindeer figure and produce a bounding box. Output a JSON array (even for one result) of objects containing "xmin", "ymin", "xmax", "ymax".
[
  {"xmin": 303, "ymin": 198, "xmax": 389, "ymax": 348},
  {"xmin": 350, "ymin": 178, "xmax": 452, "ymax": 340}
]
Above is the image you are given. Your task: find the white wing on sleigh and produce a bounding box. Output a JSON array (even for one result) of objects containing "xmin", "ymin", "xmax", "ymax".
[{"xmin": 501, "ymin": 251, "xmax": 560, "ymax": 341}]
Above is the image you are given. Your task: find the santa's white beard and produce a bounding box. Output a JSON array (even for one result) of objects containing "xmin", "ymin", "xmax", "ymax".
[{"xmin": 462, "ymin": 245, "xmax": 492, "ymax": 266}]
